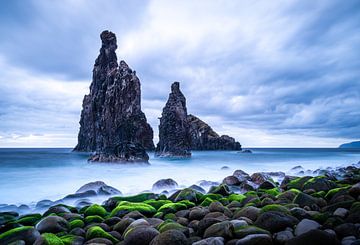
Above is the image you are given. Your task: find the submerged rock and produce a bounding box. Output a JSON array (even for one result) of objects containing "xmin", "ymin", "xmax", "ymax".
[
  {"xmin": 155, "ymin": 82, "xmax": 191, "ymax": 157},
  {"xmin": 74, "ymin": 30, "xmax": 154, "ymax": 162},
  {"xmin": 187, "ymin": 114, "xmax": 241, "ymax": 150}
]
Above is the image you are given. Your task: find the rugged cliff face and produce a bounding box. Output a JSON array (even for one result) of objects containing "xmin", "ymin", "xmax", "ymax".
[
  {"xmin": 188, "ymin": 114, "xmax": 242, "ymax": 150},
  {"xmin": 74, "ymin": 30, "xmax": 154, "ymax": 162},
  {"xmin": 155, "ymin": 82, "xmax": 191, "ymax": 157}
]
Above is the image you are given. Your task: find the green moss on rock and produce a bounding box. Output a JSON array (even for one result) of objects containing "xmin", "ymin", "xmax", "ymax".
[
  {"xmin": 228, "ymin": 194, "xmax": 246, "ymax": 203},
  {"xmin": 200, "ymin": 197, "xmax": 214, "ymax": 207},
  {"xmin": 260, "ymin": 204, "xmax": 289, "ymax": 214},
  {"xmin": 110, "ymin": 201, "xmax": 157, "ymax": 217},
  {"xmin": 69, "ymin": 219, "xmax": 84, "ymax": 229},
  {"xmin": 84, "ymin": 215, "xmax": 104, "ymax": 224},
  {"xmin": 158, "ymin": 202, "xmax": 187, "ymax": 214},
  {"xmin": 286, "ymin": 176, "xmax": 312, "ymax": 190},
  {"xmin": 16, "ymin": 213, "xmax": 42, "ymax": 226},
  {"xmin": 144, "ymin": 199, "xmax": 172, "ymax": 210},
  {"xmin": 110, "ymin": 193, "xmax": 158, "ymax": 203},
  {"xmin": 84, "ymin": 204, "xmax": 107, "ymax": 217},
  {"xmin": 86, "ymin": 226, "xmax": 119, "ymax": 243},
  {"xmin": 158, "ymin": 220, "xmax": 187, "ymax": 233},
  {"xmin": 41, "ymin": 233, "xmax": 64, "ymax": 245}
]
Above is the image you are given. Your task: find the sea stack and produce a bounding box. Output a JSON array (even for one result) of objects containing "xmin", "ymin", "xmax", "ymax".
[
  {"xmin": 74, "ymin": 30, "xmax": 154, "ymax": 162},
  {"xmin": 155, "ymin": 82, "xmax": 191, "ymax": 157},
  {"xmin": 188, "ymin": 114, "xmax": 242, "ymax": 150}
]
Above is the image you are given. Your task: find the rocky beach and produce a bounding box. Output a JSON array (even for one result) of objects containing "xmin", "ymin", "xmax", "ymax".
[{"xmin": 1, "ymin": 161, "xmax": 360, "ymax": 244}]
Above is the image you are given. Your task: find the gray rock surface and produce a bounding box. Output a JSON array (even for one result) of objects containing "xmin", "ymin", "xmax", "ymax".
[
  {"xmin": 74, "ymin": 30, "xmax": 154, "ymax": 162},
  {"xmin": 155, "ymin": 82, "xmax": 191, "ymax": 157},
  {"xmin": 187, "ymin": 114, "xmax": 241, "ymax": 150}
]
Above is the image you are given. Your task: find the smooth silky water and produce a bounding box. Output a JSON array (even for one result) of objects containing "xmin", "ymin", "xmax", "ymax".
[{"xmin": 0, "ymin": 148, "xmax": 359, "ymax": 207}]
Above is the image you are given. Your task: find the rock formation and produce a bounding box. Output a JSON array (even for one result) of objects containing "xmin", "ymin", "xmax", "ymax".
[
  {"xmin": 155, "ymin": 82, "xmax": 191, "ymax": 157},
  {"xmin": 187, "ymin": 114, "xmax": 242, "ymax": 150},
  {"xmin": 74, "ymin": 30, "xmax": 154, "ymax": 162}
]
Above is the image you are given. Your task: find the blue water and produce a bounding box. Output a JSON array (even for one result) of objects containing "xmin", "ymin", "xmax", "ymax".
[{"xmin": 0, "ymin": 148, "xmax": 359, "ymax": 206}]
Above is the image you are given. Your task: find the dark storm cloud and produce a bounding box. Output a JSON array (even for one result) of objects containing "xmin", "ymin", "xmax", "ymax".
[{"xmin": 0, "ymin": 0, "xmax": 359, "ymax": 146}]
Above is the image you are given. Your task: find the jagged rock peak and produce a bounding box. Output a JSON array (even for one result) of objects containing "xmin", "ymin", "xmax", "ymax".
[
  {"xmin": 187, "ymin": 114, "xmax": 241, "ymax": 150},
  {"xmin": 74, "ymin": 30, "xmax": 154, "ymax": 163},
  {"xmin": 155, "ymin": 82, "xmax": 191, "ymax": 157}
]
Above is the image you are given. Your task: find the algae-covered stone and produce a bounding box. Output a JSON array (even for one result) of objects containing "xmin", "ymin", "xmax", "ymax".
[
  {"xmin": 286, "ymin": 176, "xmax": 312, "ymax": 190},
  {"xmin": 0, "ymin": 226, "xmax": 40, "ymax": 244},
  {"xmin": 293, "ymin": 192, "xmax": 318, "ymax": 208},
  {"xmin": 144, "ymin": 199, "xmax": 172, "ymax": 210},
  {"xmin": 233, "ymin": 225, "xmax": 270, "ymax": 239},
  {"xmin": 15, "ymin": 213, "xmax": 42, "ymax": 226},
  {"xmin": 173, "ymin": 188, "xmax": 200, "ymax": 203},
  {"xmin": 110, "ymin": 201, "xmax": 157, "ymax": 217},
  {"xmin": 34, "ymin": 233, "xmax": 64, "ymax": 245},
  {"xmin": 209, "ymin": 184, "xmax": 230, "ymax": 196},
  {"xmin": 260, "ymin": 204, "xmax": 289, "ymax": 214},
  {"xmin": 254, "ymin": 211, "xmax": 298, "ymax": 233},
  {"xmin": 200, "ymin": 197, "xmax": 214, "ymax": 207},
  {"xmin": 59, "ymin": 234, "xmax": 84, "ymax": 245},
  {"xmin": 303, "ymin": 176, "xmax": 337, "ymax": 192},
  {"xmin": 86, "ymin": 226, "xmax": 119, "ymax": 243},
  {"xmin": 84, "ymin": 215, "xmax": 104, "ymax": 224},
  {"xmin": 158, "ymin": 220, "xmax": 187, "ymax": 233},
  {"xmin": 203, "ymin": 220, "xmax": 234, "ymax": 239},
  {"xmin": 150, "ymin": 229, "xmax": 188, "ymax": 245},
  {"xmin": 228, "ymin": 194, "xmax": 246, "ymax": 203},
  {"xmin": 107, "ymin": 193, "xmax": 158, "ymax": 204},
  {"xmin": 69, "ymin": 219, "xmax": 84, "ymax": 230},
  {"xmin": 84, "ymin": 204, "xmax": 107, "ymax": 217},
  {"xmin": 233, "ymin": 206, "xmax": 260, "ymax": 221},
  {"xmin": 158, "ymin": 202, "xmax": 187, "ymax": 215},
  {"xmin": 124, "ymin": 226, "xmax": 159, "ymax": 245},
  {"xmin": 36, "ymin": 216, "xmax": 69, "ymax": 233}
]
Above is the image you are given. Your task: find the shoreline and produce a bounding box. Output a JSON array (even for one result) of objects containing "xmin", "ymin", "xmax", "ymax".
[{"xmin": 1, "ymin": 161, "xmax": 360, "ymax": 244}]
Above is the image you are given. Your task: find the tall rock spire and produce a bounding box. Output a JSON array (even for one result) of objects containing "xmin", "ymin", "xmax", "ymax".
[
  {"xmin": 155, "ymin": 82, "xmax": 192, "ymax": 157},
  {"xmin": 74, "ymin": 30, "xmax": 154, "ymax": 162}
]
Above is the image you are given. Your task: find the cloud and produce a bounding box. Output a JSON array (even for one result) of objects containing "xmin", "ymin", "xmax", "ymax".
[{"xmin": 0, "ymin": 0, "xmax": 359, "ymax": 147}]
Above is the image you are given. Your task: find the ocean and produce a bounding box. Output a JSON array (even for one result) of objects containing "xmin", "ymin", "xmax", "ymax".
[{"xmin": 0, "ymin": 148, "xmax": 359, "ymax": 207}]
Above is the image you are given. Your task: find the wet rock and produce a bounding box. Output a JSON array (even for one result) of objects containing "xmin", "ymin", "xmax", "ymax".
[
  {"xmin": 333, "ymin": 208, "xmax": 349, "ymax": 218},
  {"xmin": 123, "ymin": 226, "xmax": 160, "ymax": 245},
  {"xmin": 274, "ymin": 230, "xmax": 294, "ymax": 244},
  {"xmin": 155, "ymin": 82, "xmax": 191, "ymax": 157},
  {"xmin": 150, "ymin": 229, "xmax": 188, "ymax": 245},
  {"xmin": 84, "ymin": 238, "xmax": 113, "ymax": 245},
  {"xmin": 0, "ymin": 227, "xmax": 40, "ymax": 244},
  {"xmin": 76, "ymin": 181, "xmax": 121, "ymax": 195},
  {"xmin": 223, "ymin": 176, "xmax": 241, "ymax": 186},
  {"xmin": 334, "ymin": 223, "xmax": 358, "ymax": 238},
  {"xmin": 302, "ymin": 176, "xmax": 337, "ymax": 192},
  {"xmin": 204, "ymin": 221, "xmax": 234, "ymax": 239},
  {"xmin": 74, "ymin": 30, "xmax": 154, "ymax": 162},
  {"xmin": 189, "ymin": 185, "xmax": 206, "ymax": 193},
  {"xmin": 152, "ymin": 178, "xmax": 178, "ymax": 191},
  {"xmin": 233, "ymin": 206, "xmax": 260, "ymax": 222},
  {"xmin": 193, "ymin": 237, "xmax": 224, "ymax": 245},
  {"xmin": 235, "ymin": 234, "xmax": 272, "ymax": 245},
  {"xmin": 254, "ymin": 211, "xmax": 298, "ymax": 233},
  {"xmin": 285, "ymin": 229, "xmax": 340, "ymax": 245},
  {"xmin": 188, "ymin": 114, "xmax": 241, "ymax": 150},
  {"xmin": 258, "ymin": 180, "xmax": 276, "ymax": 189},
  {"xmin": 251, "ymin": 173, "xmax": 272, "ymax": 185},
  {"xmin": 233, "ymin": 170, "xmax": 251, "ymax": 181},
  {"xmin": 349, "ymin": 182, "xmax": 360, "ymax": 198},
  {"xmin": 35, "ymin": 216, "xmax": 69, "ymax": 233},
  {"xmin": 294, "ymin": 219, "xmax": 321, "ymax": 236}
]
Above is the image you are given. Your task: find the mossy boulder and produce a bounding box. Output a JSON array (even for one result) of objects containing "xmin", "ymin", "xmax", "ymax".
[
  {"xmin": 209, "ymin": 184, "xmax": 230, "ymax": 196},
  {"xmin": 172, "ymin": 188, "xmax": 201, "ymax": 203},
  {"xmin": 59, "ymin": 234, "xmax": 84, "ymax": 245},
  {"xmin": 86, "ymin": 226, "xmax": 119, "ymax": 243},
  {"xmin": 108, "ymin": 193, "xmax": 158, "ymax": 204},
  {"xmin": 261, "ymin": 204, "xmax": 289, "ymax": 214},
  {"xmin": 0, "ymin": 226, "xmax": 40, "ymax": 244},
  {"xmin": 38, "ymin": 233, "xmax": 64, "ymax": 245},
  {"xmin": 158, "ymin": 220, "xmax": 187, "ymax": 233},
  {"xmin": 15, "ymin": 213, "xmax": 42, "ymax": 226},
  {"xmin": 325, "ymin": 187, "xmax": 349, "ymax": 200},
  {"xmin": 69, "ymin": 219, "xmax": 84, "ymax": 229},
  {"xmin": 178, "ymin": 200, "xmax": 195, "ymax": 208},
  {"xmin": 144, "ymin": 199, "xmax": 172, "ymax": 210},
  {"xmin": 84, "ymin": 204, "xmax": 107, "ymax": 217},
  {"xmin": 293, "ymin": 192, "xmax": 318, "ymax": 208},
  {"xmin": 158, "ymin": 202, "xmax": 187, "ymax": 214},
  {"xmin": 164, "ymin": 213, "xmax": 177, "ymax": 221},
  {"xmin": 199, "ymin": 194, "xmax": 223, "ymax": 202},
  {"xmin": 263, "ymin": 187, "xmax": 281, "ymax": 197},
  {"xmin": 286, "ymin": 176, "xmax": 312, "ymax": 190},
  {"xmin": 303, "ymin": 176, "xmax": 337, "ymax": 192},
  {"xmin": 228, "ymin": 194, "xmax": 246, "ymax": 203},
  {"xmin": 200, "ymin": 197, "xmax": 214, "ymax": 207},
  {"xmin": 84, "ymin": 215, "xmax": 104, "ymax": 224},
  {"xmin": 110, "ymin": 201, "xmax": 157, "ymax": 217},
  {"xmin": 233, "ymin": 225, "xmax": 270, "ymax": 239}
]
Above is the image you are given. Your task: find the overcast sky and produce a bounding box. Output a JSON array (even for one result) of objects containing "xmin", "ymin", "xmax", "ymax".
[{"xmin": 0, "ymin": 0, "xmax": 359, "ymax": 147}]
